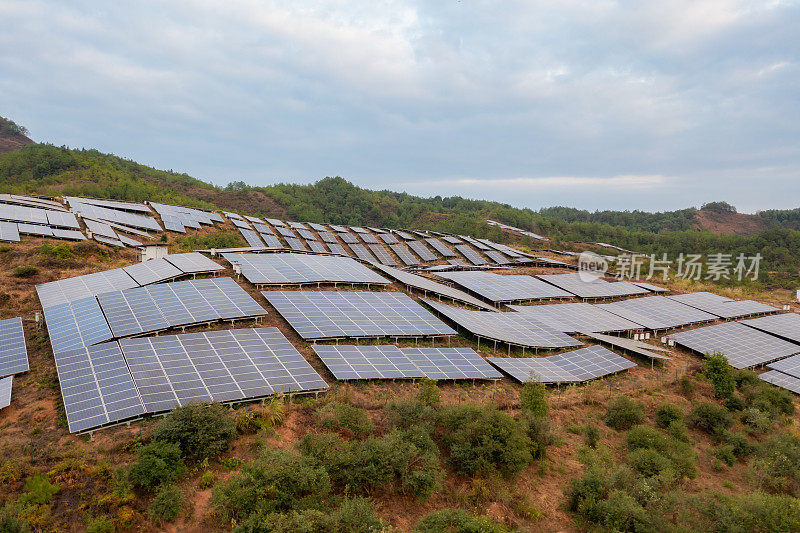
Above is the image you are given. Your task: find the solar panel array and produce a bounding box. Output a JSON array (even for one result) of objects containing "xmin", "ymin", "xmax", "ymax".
[
  {"xmin": 438, "ymin": 272, "xmax": 573, "ymax": 303},
  {"xmin": 51, "ymin": 228, "xmax": 86, "ymax": 241},
  {"xmin": 285, "ymin": 237, "xmax": 308, "ymax": 251},
  {"xmin": 580, "ymin": 331, "xmax": 671, "ymax": 360},
  {"xmin": 667, "ymin": 292, "xmax": 778, "ymax": 319},
  {"xmin": 263, "ymin": 291, "xmax": 456, "ymax": 340},
  {"xmin": 307, "ymin": 240, "xmax": 328, "ymax": 254},
  {"xmin": 667, "ymin": 322, "xmax": 800, "ymax": 369},
  {"xmin": 313, "ymin": 345, "xmax": 424, "ymax": 380},
  {"xmin": 360, "ymin": 233, "xmax": 380, "ymax": 244},
  {"xmin": 0, "ymin": 221, "xmax": 21, "ymax": 242},
  {"xmin": 44, "ymin": 296, "xmax": 114, "ymax": 354},
  {"xmin": 289, "ymin": 221, "xmax": 308, "ymax": 230},
  {"xmin": 119, "ymin": 328, "xmax": 327, "ymax": 412},
  {"xmin": 0, "ymin": 203, "xmax": 49, "ymax": 224},
  {"xmin": 266, "ymin": 218, "xmax": 285, "ymax": 227},
  {"xmin": 766, "ymin": 354, "xmax": 800, "ymax": 379},
  {"xmin": 222, "ymin": 252, "xmax": 390, "ymax": 286},
  {"xmin": 94, "ymin": 235, "xmax": 125, "ymax": 248},
  {"xmin": 328, "ymin": 243, "xmax": 348, "ymax": 256},
  {"xmin": 151, "ymin": 202, "xmax": 222, "ymax": 227},
  {"xmin": 262, "ymin": 235, "xmax": 284, "ymax": 248},
  {"xmin": 98, "ymin": 278, "xmax": 266, "ymax": 338},
  {"xmin": 407, "ymin": 240, "xmax": 436, "ymax": 262},
  {"xmin": 631, "ymin": 281, "xmax": 669, "ymax": 293},
  {"xmin": 123, "ymin": 257, "xmax": 183, "ymax": 285},
  {"xmin": 163, "ymin": 252, "xmax": 224, "ymax": 274},
  {"xmin": 484, "ymin": 251, "xmax": 510, "ymax": 264},
  {"xmin": 239, "ymin": 228, "xmax": 265, "ymax": 247},
  {"xmin": 54, "ymin": 342, "xmax": 146, "ymax": 433},
  {"xmin": 253, "ymin": 223, "xmax": 272, "ymax": 234},
  {"xmin": 537, "ymin": 273, "xmax": 650, "ymax": 299},
  {"xmin": 339, "ymin": 232, "xmax": 359, "ymax": 244},
  {"xmin": 0, "ymin": 318, "xmax": 29, "ymax": 377},
  {"xmin": 297, "ymin": 229, "xmax": 316, "ymax": 240},
  {"xmin": 508, "ymin": 302, "xmax": 642, "ymax": 333},
  {"xmin": 402, "ymin": 347, "xmax": 502, "ymax": 380},
  {"xmin": 46, "ymin": 211, "xmax": 81, "ymax": 229},
  {"xmin": 379, "ymin": 233, "xmax": 399, "ymax": 244},
  {"xmin": 68, "ymin": 201, "xmax": 162, "ymax": 231},
  {"xmin": 368, "ymin": 243, "xmax": 397, "ymax": 266},
  {"xmin": 36, "ymin": 268, "xmax": 139, "ymax": 308},
  {"xmin": 308, "ymin": 223, "xmax": 326, "ymax": 231},
  {"xmin": 0, "ymin": 376, "xmax": 12, "ymax": 410},
  {"xmin": 231, "ymin": 218, "xmax": 252, "ymax": 229},
  {"xmin": 348, "ymin": 243, "xmax": 377, "ymax": 262},
  {"xmin": 455, "ymin": 244, "xmax": 487, "ymax": 265},
  {"xmin": 759, "ymin": 370, "xmax": 800, "ymax": 395},
  {"xmin": 442, "ymin": 235, "xmax": 462, "ymax": 244},
  {"xmin": 597, "ymin": 296, "xmax": 717, "ymax": 330},
  {"xmin": 318, "ymin": 231, "xmax": 339, "ymax": 244},
  {"xmin": 422, "ymin": 298, "xmax": 582, "ymax": 349},
  {"xmin": 65, "ymin": 197, "xmax": 151, "ymax": 213},
  {"xmin": 488, "ymin": 345, "xmax": 635, "ymax": 383},
  {"xmin": 390, "ymin": 244, "xmax": 419, "ymax": 265},
  {"xmin": 740, "ymin": 313, "xmax": 800, "ymax": 344},
  {"xmin": 277, "ymin": 226, "xmax": 297, "ymax": 238}
]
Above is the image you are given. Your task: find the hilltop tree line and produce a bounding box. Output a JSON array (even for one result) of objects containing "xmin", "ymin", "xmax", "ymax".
[
  {"xmin": 3, "ymin": 144, "xmax": 800, "ymax": 288},
  {"xmin": 0, "ymin": 116, "xmax": 29, "ymax": 137}
]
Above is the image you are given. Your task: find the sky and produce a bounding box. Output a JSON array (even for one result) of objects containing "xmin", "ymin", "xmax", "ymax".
[{"xmin": 1, "ymin": 1, "xmax": 798, "ymax": 213}]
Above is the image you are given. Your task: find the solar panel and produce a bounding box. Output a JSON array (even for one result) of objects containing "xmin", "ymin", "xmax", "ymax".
[
  {"xmin": 740, "ymin": 313, "xmax": 800, "ymax": 344},
  {"xmin": 289, "ymin": 221, "xmax": 308, "ymax": 230},
  {"xmin": 368, "ymin": 262, "xmax": 498, "ymax": 312},
  {"xmin": 489, "ymin": 345, "xmax": 635, "ymax": 383},
  {"xmin": 389, "ymin": 244, "xmax": 419, "ymax": 266},
  {"xmin": 766, "ymin": 354, "xmax": 800, "ymax": 378},
  {"xmin": 368, "ymin": 243, "xmax": 397, "ymax": 266},
  {"xmin": 508, "ymin": 303, "xmax": 642, "ymax": 333},
  {"xmin": 222, "ymin": 253, "xmax": 390, "ymax": 286},
  {"xmin": 379, "ymin": 233, "xmax": 399, "ymax": 244},
  {"xmin": 460, "ymin": 236, "xmax": 491, "ymax": 251},
  {"xmin": 477, "ymin": 239, "xmax": 523, "ymax": 258},
  {"xmin": 597, "ymin": 296, "xmax": 717, "ymax": 331},
  {"xmin": 580, "ymin": 332, "xmax": 671, "ymax": 360},
  {"xmin": 438, "ymin": 272, "xmax": 573, "ymax": 303},
  {"xmin": 239, "ymin": 228, "xmax": 265, "ymax": 247},
  {"xmin": 69, "ymin": 202, "xmax": 162, "ymax": 231},
  {"xmin": 442, "ymin": 236, "xmax": 463, "ymax": 244},
  {"xmin": 537, "ymin": 273, "xmax": 650, "ymax": 299},
  {"xmin": 84, "ymin": 219, "xmax": 118, "ymax": 239},
  {"xmin": 422, "ymin": 298, "xmax": 582, "ymax": 349},
  {"xmin": 117, "ymin": 234, "xmax": 142, "ymax": 247},
  {"xmin": 277, "ymin": 226, "xmax": 297, "ymax": 238},
  {"xmin": 347, "ymin": 243, "xmax": 377, "ymax": 262},
  {"xmin": 338, "ymin": 232, "xmax": 359, "ymax": 244},
  {"xmin": 406, "ymin": 240, "xmax": 436, "ymax": 262},
  {"xmin": 307, "ymin": 240, "xmax": 328, "ymax": 253},
  {"xmin": 350, "ymin": 227, "xmax": 369, "ymax": 233},
  {"xmin": 224, "ymin": 211, "xmax": 244, "ymax": 220},
  {"xmin": 52, "ymin": 228, "xmax": 86, "ymax": 241},
  {"xmin": 263, "ymin": 291, "xmax": 456, "ymax": 340},
  {"xmin": 36, "ymin": 268, "xmax": 139, "ymax": 308},
  {"xmin": 329, "ymin": 225, "xmax": 348, "ymax": 233},
  {"xmin": 94, "ymin": 235, "xmax": 125, "ymax": 248},
  {"xmin": 0, "ymin": 203, "xmax": 49, "ymax": 225},
  {"xmin": 327, "ymin": 244, "xmax": 349, "ymax": 256},
  {"xmin": 43, "ymin": 296, "xmax": 114, "ymax": 354},
  {"xmin": 1, "ymin": 194, "xmax": 64, "ymax": 210},
  {"xmin": 17, "ymin": 223, "xmax": 53, "ymax": 236},
  {"xmin": 231, "ymin": 218, "xmax": 252, "ymax": 229},
  {"xmin": 447, "ymin": 259, "xmax": 467, "ymax": 266},
  {"xmin": 297, "ymin": 229, "xmax": 317, "ymax": 240},
  {"xmin": 318, "ymin": 231, "xmax": 338, "ymax": 244},
  {"xmin": 425, "ymin": 237, "xmax": 456, "ymax": 257},
  {"xmin": 668, "ymin": 322, "xmax": 800, "ymax": 369},
  {"xmin": 360, "ymin": 233, "xmax": 380, "ymax": 244},
  {"xmin": 0, "ymin": 318, "xmax": 29, "ymax": 377},
  {"xmin": 53, "ymin": 342, "xmax": 145, "ymax": 433},
  {"xmin": 285, "ymin": 237, "xmax": 308, "ymax": 251},
  {"xmin": 394, "ymin": 231, "xmax": 415, "ymax": 240},
  {"xmin": 484, "ymin": 251, "xmax": 510, "ymax": 265},
  {"xmin": 46, "ymin": 211, "xmax": 80, "ymax": 229},
  {"xmin": 0, "ymin": 376, "xmax": 12, "ymax": 410},
  {"xmin": 402, "ymin": 347, "xmax": 502, "ymax": 380},
  {"xmin": 262, "ymin": 235, "xmax": 284, "ymax": 248},
  {"xmin": 162, "ymin": 216, "xmax": 186, "ymax": 233},
  {"xmin": 308, "ymin": 223, "xmax": 326, "ymax": 231},
  {"xmin": 631, "ymin": 281, "xmax": 669, "ymax": 293},
  {"xmin": 759, "ymin": 370, "xmax": 800, "ymax": 394},
  {"xmin": 368, "ymin": 227, "xmax": 386, "ymax": 233},
  {"xmin": 119, "ymin": 328, "xmax": 327, "ymax": 412},
  {"xmin": 123, "ymin": 258, "xmax": 183, "ymax": 285},
  {"xmin": 667, "ymin": 292, "xmax": 778, "ymax": 319},
  {"xmin": 98, "ymin": 277, "xmax": 267, "ymax": 338},
  {"xmin": 266, "ymin": 218, "xmax": 286, "ymax": 227},
  {"xmin": 0, "ymin": 221, "xmax": 20, "ymax": 242},
  {"xmin": 151, "ymin": 203, "xmax": 220, "ymax": 227},
  {"xmin": 455, "ymin": 244, "xmax": 487, "ymax": 265},
  {"xmin": 253, "ymin": 223, "xmax": 273, "ymax": 235},
  {"xmin": 163, "ymin": 252, "xmax": 224, "ymax": 275},
  {"xmin": 312, "ymin": 345, "xmax": 424, "ymax": 380},
  {"xmin": 64, "ymin": 196, "xmax": 151, "ymax": 213},
  {"xmin": 245, "ymin": 215, "xmax": 265, "ymax": 224}
]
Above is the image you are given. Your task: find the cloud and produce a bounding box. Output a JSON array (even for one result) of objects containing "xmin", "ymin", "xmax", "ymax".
[{"xmin": 408, "ymin": 175, "xmax": 668, "ymax": 190}]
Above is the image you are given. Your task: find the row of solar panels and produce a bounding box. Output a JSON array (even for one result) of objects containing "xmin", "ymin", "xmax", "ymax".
[{"xmin": 0, "ymin": 318, "xmax": 30, "ymax": 411}]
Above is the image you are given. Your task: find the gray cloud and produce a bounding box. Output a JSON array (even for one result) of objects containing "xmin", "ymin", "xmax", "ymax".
[{"xmin": 1, "ymin": 0, "xmax": 798, "ymax": 212}]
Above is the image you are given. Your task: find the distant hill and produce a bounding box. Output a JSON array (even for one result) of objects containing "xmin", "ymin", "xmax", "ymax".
[{"xmin": 0, "ymin": 116, "xmax": 34, "ymax": 154}]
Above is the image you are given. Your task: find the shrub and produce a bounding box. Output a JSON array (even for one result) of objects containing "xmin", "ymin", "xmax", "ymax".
[
  {"xmin": 751, "ymin": 434, "xmax": 800, "ymax": 495},
  {"xmin": 733, "ymin": 368, "xmax": 762, "ymax": 388},
  {"xmin": 724, "ymin": 394, "xmax": 745, "ymax": 412},
  {"xmin": 582, "ymin": 489, "xmax": 654, "ymax": 532},
  {"xmin": 150, "ymin": 402, "xmax": 236, "ymax": 461},
  {"xmin": 628, "ymin": 448, "xmax": 671, "ymax": 477},
  {"xmin": 12, "ymin": 266, "xmax": 38, "ymax": 278},
  {"xmin": 687, "ymin": 402, "xmax": 732, "ymax": 438},
  {"xmin": 20, "ymin": 473, "xmax": 59, "ymax": 504},
  {"xmin": 317, "ymin": 403, "xmax": 373, "ymax": 439},
  {"xmin": 704, "ymin": 352, "xmax": 735, "ymax": 399},
  {"xmin": 385, "ymin": 401, "xmax": 435, "ymax": 431},
  {"xmin": 744, "ymin": 384, "xmax": 794, "ymax": 419},
  {"xmin": 414, "ymin": 509, "xmax": 510, "ymax": 533},
  {"xmin": 742, "ymin": 407, "xmax": 772, "ymax": 435},
  {"xmin": 585, "ymin": 424, "xmax": 600, "ymax": 448},
  {"xmin": 678, "ymin": 375, "xmax": 696, "ymax": 397},
  {"xmin": 212, "ymin": 448, "xmax": 331, "ymax": 523},
  {"xmin": 666, "ymin": 419, "xmax": 690, "ymax": 443},
  {"xmin": 436, "ymin": 404, "xmax": 532, "ymax": 476},
  {"xmin": 234, "ymin": 509, "xmax": 333, "ymax": 533},
  {"xmin": 524, "ymin": 414, "xmax": 555, "ymax": 459},
  {"xmin": 333, "ymin": 497, "xmax": 385, "ymax": 532},
  {"xmin": 39, "ymin": 243, "xmax": 72, "ymax": 260},
  {"xmin": 520, "ymin": 381, "xmax": 548, "ymax": 418},
  {"xmin": 417, "ymin": 378, "xmax": 441, "ymax": 406},
  {"xmin": 129, "ymin": 441, "xmax": 186, "ymax": 491},
  {"xmin": 697, "ymin": 492, "xmax": 800, "ymax": 532},
  {"xmin": 722, "ymin": 430, "xmax": 754, "ymax": 459},
  {"xmin": 625, "ymin": 425, "xmax": 697, "ymax": 479},
  {"xmin": 85, "ymin": 516, "xmax": 114, "ymax": 533},
  {"xmin": 148, "ymin": 485, "xmax": 182, "ymax": 524},
  {"xmin": 0, "ymin": 511, "xmax": 30, "ymax": 533},
  {"xmin": 199, "ymin": 471, "xmax": 216, "ymax": 490},
  {"xmin": 235, "ymin": 401, "xmax": 286, "ymax": 435},
  {"xmin": 565, "ymin": 467, "xmax": 609, "ymax": 512},
  {"xmin": 603, "ymin": 396, "xmax": 645, "ymax": 431},
  {"xmin": 654, "ymin": 404, "xmax": 683, "ymax": 428}
]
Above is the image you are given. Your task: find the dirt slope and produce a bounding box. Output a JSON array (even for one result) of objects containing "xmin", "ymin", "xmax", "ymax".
[
  {"xmin": 0, "ymin": 130, "xmax": 35, "ymax": 154},
  {"xmin": 693, "ymin": 209, "xmax": 770, "ymax": 235}
]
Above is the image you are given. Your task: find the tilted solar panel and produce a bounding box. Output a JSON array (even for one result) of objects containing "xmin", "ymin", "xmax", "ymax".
[
  {"xmin": 442, "ymin": 236, "xmax": 463, "ymax": 244},
  {"xmin": 52, "ymin": 228, "xmax": 86, "ymax": 241},
  {"xmin": 368, "ymin": 243, "xmax": 397, "ymax": 266},
  {"xmin": 231, "ymin": 218, "xmax": 252, "ymax": 229},
  {"xmin": 597, "ymin": 296, "xmax": 717, "ymax": 330},
  {"xmin": 308, "ymin": 223, "xmax": 326, "ymax": 231},
  {"xmin": 289, "ymin": 221, "xmax": 308, "ymax": 230},
  {"xmin": 455, "ymin": 244, "xmax": 487, "ymax": 265},
  {"xmin": 360, "ymin": 233, "xmax": 380, "ymax": 244},
  {"xmin": 537, "ymin": 273, "xmax": 650, "ymax": 299},
  {"xmin": 318, "ymin": 231, "xmax": 339, "ymax": 244},
  {"xmin": 488, "ymin": 345, "xmax": 635, "ymax": 383},
  {"xmin": 262, "ymin": 235, "xmax": 284, "ymax": 248},
  {"xmin": 766, "ymin": 353, "xmax": 800, "ymax": 378},
  {"xmin": 286, "ymin": 237, "xmax": 308, "ymax": 251},
  {"xmin": 580, "ymin": 331, "xmax": 672, "ymax": 360},
  {"xmin": 69, "ymin": 202, "xmax": 162, "ymax": 231},
  {"xmin": 253, "ymin": 223, "xmax": 273, "ymax": 234},
  {"xmin": 297, "ymin": 229, "xmax": 317, "ymax": 241},
  {"xmin": 379, "ymin": 233, "xmax": 400, "ymax": 244},
  {"xmin": 327, "ymin": 244, "xmax": 349, "ymax": 256},
  {"xmin": 402, "ymin": 347, "xmax": 502, "ymax": 380},
  {"xmin": 64, "ymin": 196, "xmax": 151, "ymax": 213},
  {"xmin": 239, "ymin": 228, "xmax": 265, "ymax": 247},
  {"xmin": 17, "ymin": 223, "xmax": 53, "ymax": 236},
  {"xmin": 162, "ymin": 216, "xmax": 186, "ymax": 233},
  {"xmin": 484, "ymin": 251, "xmax": 510, "ymax": 265},
  {"xmin": 93, "ymin": 235, "xmax": 126, "ymax": 248},
  {"xmin": 43, "ymin": 296, "xmax": 114, "ymax": 354},
  {"xmin": 0, "ymin": 376, "xmax": 12, "ymax": 410},
  {"xmin": 0, "ymin": 317, "xmax": 29, "ymax": 377},
  {"xmin": 46, "ymin": 211, "xmax": 80, "ymax": 229},
  {"xmin": 425, "ymin": 237, "xmax": 457, "ymax": 257},
  {"xmin": 312, "ymin": 345, "xmax": 424, "ymax": 380},
  {"xmin": 163, "ymin": 252, "xmax": 224, "ymax": 274},
  {"xmin": 438, "ymin": 272, "xmax": 572, "ymax": 303},
  {"xmin": 338, "ymin": 232, "xmax": 359, "ymax": 244},
  {"xmin": 760, "ymin": 370, "xmax": 800, "ymax": 395},
  {"xmin": 307, "ymin": 240, "xmax": 328, "ymax": 253},
  {"xmin": 347, "ymin": 243, "xmax": 377, "ymax": 262},
  {"xmin": 508, "ymin": 302, "xmax": 641, "ymax": 333},
  {"xmin": 390, "ymin": 244, "xmax": 419, "ymax": 266},
  {"xmin": 36, "ymin": 268, "xmax": 139, "ymax": 308},
  {"xmin": 266, "ymin": 218, "xmax": 286, "ymax": 227},
  {"xmin": 667, "ymin": 292, "xmax": 778, "ymax": 319},
  {"xmin": 277, "ymin": 226, "xmax": 297, "ymax": 238},
  {"xmin": 740, "ymin": 313, "xmax": 800, "ymax": 344},
  {"xmin": 0, "ymin": 221, "xmax": 21, "ymax": 242},
  {"xmin": 123, "ymin": 258, "xmax": 183, "ymax": 285},
  {"xmin": 406, "ymin": 240, "xmax": 436, "ymax": 262}
]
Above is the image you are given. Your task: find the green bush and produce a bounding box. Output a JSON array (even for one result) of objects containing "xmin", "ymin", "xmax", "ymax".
[
  {"xmin": 713, "ymin": 444, "xmax": 736, "ymax": 467},
  {"xmin": 628, "ymin": 448, "xmax": 671, "ymax": 477},
  {"xmin": 148, "ymin": 484, "xmax": 182, "ymax": 524},
  {"xmin": 722, "ymin": 430, "xmax": 754, "ymax": 459},
  {"xmin": 687, "ymin": 402, "xmax": 732, "ymax": 438},
  {"xmin": 565, "ymin": 467, "xmax": 609, "ymax": 512},
  {"xmin": 417, "ymin": 378, "xmax": 441, "ymax": 407},
  {"xmin": 666, "ymin": 419, "xmax": 690, "ymax": 443},
  {"xmin": 12, "ymin": 266, "xmax": 38, "ymax": 278},
  {"xmin": 585, "ymin": 424, "xmax": 600, "ymax": 448},
  {"xmin": 128, "ymin": 441, "xmax": 186, "ymax": 491},
  {"xmin": 581, "ymin": 489, "xmax": 654, "ymax": 532},
  {"xmin": 317, "ymin": 403, "xmax": 373, "ymax": 439},
  {"xmin": 524, "ymin": 414, "xmax": 555, "ymax": 459},
  {"xmin": 742, "ymin": 407, "xmax": 772, "ymax": 435},
  {"xmin": 678, "ymin": 374, "xmax": 696, "ymax": 397},
  {"xmin": 704, "ymin": 352, "xmax": 735, "ymax": 399},
  {"xmin": 751, "ymin": 434, "xmax": 800, "ymax": 496},
  {"xmin": 733, "ymin": 368, "xmax": 763, "ymax": 388},
  {"xmin": 151, "ymin": 402, "xmax": 236, "ymax": 461},
  {"xmin": 724, "ymin": 394, "xmax": 746, "ymax": 412},
  {"xmin": 39, "ymin": 243, "xmax": 72, "ymax": 260},
  {"xmin": 414, "ymin": 509, "xmax": 510, "ymax": 533},
  {"xmin": 625, "ymin": 425, "xmax": 697, "ymax": 478},
  {"xmin": 333, "ymin": 497, "xmax": 386, "ymax": 533},
  {"xmin": 86, "ymin": 516, "xmax": 115, "ymax": 533},
  {"xmin": 743, "ymin": 384, "xmax": 794, "ymax": 419},
  {"xmin": 212, "ymin": 448, "xmax": 331, "ymax": 523},
  {"xmin": 436, "ymin": 404, "xmax": 532, "ymax": 476},
  {"xmin": 654, "ymin": 404, "xmax": 683, "ymax": 428},
  {"xmin": 20, "ymin": 473, "xmax": 59, "ymax": 504},
  {"xmin": 234, "ymin": 509, "xmax": 332, "ymax": 533},
  {"xmin": 385, "ymin": 401, "xmax": 435, "ymax": 431},
  {"xmin": 0, "ymin": 511, "xmax": 30, "ymax": 533},
  {"xmin": 520, "ymin": 380, "xmax": 548, "ymax": 418},
  {"xmin": 697, "ymin": 491, "xmax": 800, "ymax": 532},
  {"xmin": 603, "ymin": 396, "xmax": 645, "ymax": 431}
]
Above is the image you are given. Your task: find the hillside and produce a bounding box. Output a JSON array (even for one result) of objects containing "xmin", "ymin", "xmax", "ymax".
[{"xmin": 0, "ymin": 117, "xmax": 34, "ymax": 154}]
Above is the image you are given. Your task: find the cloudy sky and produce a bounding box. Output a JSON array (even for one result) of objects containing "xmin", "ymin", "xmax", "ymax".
[{"xmin": 1, "ymin": 1, "xmax": 798, "ymax": 212}]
